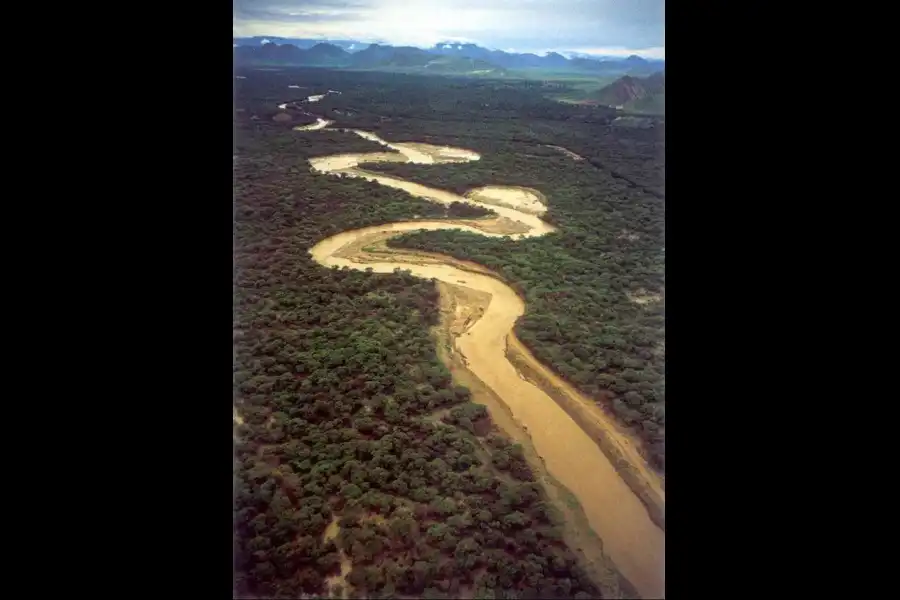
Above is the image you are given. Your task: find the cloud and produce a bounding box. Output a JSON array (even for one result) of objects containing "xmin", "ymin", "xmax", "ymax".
[
  {"xmin": 233, "ymin": 0, "xmax": 664, "ymax": 55},
  {"xmin": 235, "ymin": 0, "xmax": 371, "ymax": 24},
  {"xmin": 569, "ymin": 46, "xmax": 666, "ymax": 60}
]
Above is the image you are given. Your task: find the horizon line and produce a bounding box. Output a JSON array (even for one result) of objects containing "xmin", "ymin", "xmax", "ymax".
[{"xmin": 232, "ymin": 35, "xmax": 665, "ymax": 60}]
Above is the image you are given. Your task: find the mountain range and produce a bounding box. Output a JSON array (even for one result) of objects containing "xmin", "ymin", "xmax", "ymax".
[
  {"xmin": 427, "ymin": 42, "xmax": 663, "ymax": 74},
  {"xmin": 233, "ymin": 38, "xmax": 664, "ymax": 77},
  {"xmin": 233, "ymin": 42, "xmax": 507, "ymax": 76},
  {"xmin": 234, "ymin": 36, "xmax": 368, "ymax": 52}
]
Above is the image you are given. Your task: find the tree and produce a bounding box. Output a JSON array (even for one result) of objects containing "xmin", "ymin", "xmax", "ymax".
[
  {"xmin": 341, "ymin": 483, "xmax": 362, "ymax": 500},
  {"xmin": 233, "ymin": 71, "xmax": 659, "ymax": 598}
]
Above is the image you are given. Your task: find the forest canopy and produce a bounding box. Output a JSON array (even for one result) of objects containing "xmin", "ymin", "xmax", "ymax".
[{"xmin": 233, "ymin": 67, "xmax": 663, "ymax": 598}]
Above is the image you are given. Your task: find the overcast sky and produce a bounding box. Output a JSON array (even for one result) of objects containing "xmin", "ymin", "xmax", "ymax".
[{"xmin": 233, "ymin": 0, "xmax": 665, "ymax": 58}]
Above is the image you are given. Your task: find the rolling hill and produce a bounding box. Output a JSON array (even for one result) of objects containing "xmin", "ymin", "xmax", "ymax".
[
  {"xmin": 594, "ymin": 72, "xmax": 665, "ymax": 114},
  {"xmin": 348, "ymin": 44, "xmax": 435, "ymax": 68}
]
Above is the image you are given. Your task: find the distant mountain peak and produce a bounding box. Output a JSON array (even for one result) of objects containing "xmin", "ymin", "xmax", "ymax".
[{"xmin": 308, "ymin": 42, "xmax": 348, "ymax": 55}]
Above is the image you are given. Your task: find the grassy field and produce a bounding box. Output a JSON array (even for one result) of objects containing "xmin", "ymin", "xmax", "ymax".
[{"xmin": 503, "ymin": 69, "xmax": 619, "ymax": 103}]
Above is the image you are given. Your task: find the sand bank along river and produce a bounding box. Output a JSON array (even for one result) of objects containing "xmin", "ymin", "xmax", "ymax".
[{"xmin": 299, "ymin": 121, "xmax": 665, "ymax": 598}]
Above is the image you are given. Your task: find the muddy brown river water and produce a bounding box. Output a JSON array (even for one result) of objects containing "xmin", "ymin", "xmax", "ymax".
[{"xmin": 301, "ymin": 124, "xmax": 665, "ymax": 598}]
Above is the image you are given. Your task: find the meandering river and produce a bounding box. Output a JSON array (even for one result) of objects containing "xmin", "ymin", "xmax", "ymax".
[{"xmin": 300, "ymin": 121, "xmax": 665, "ymax": 598}]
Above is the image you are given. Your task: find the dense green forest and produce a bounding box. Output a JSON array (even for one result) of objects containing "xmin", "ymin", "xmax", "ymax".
[
  {"xmin": 235, "ymin": 67, "xmax": 663, "ymax": 196},
  {"xmin": 234, "ymin": 68, "xmax": 663, "ymax": 598},
  {"xmin": 234, "ymin": 96, "xmax": 611, "ymax": 598},
  {"xmin": 365, "ymin": 150, "xmax": 666, "ymax": 470},
  {"xmin": 331, "ymin": 76, "xmax": 667, "ymax": 470}
]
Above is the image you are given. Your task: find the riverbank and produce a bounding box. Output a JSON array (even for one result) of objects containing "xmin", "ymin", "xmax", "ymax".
[{"xmin": 302, "ymin": 124, "xmax": 665, "ymax": 598}]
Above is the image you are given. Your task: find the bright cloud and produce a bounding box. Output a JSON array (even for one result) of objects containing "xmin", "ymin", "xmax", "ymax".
[
  {"xmin": 570, "ymin": 46, "xmax": 666, "ymax": 59},
  {"xmin": 233, "ymin": 0, "xmax": 665, "ymax": 56}
]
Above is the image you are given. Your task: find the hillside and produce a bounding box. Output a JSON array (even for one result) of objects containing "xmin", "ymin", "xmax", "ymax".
[
  {"xmin": 306, "ymin": 42, "xmax": 355, "ymax": 66},
  {"xmin": 424, "ymin": 55, "xmax": 505, "ymax": 75},
  {"xmin": 431, "ymin": 43, "xmax": 567, "ymax": 70},
  {"xmin": 594, "ymin": 73, "xmax": 665, "ymax": 114},
  {"xmin": 349, "ymin": 43, "xmax": 435, "ymax": 68}
]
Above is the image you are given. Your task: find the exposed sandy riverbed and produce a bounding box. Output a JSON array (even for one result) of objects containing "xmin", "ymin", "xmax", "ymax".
[
  {"xmin": 308, "ymin": 130, "xmax": 554, "ymax": 239},
  {"xmin": 544, "ymin": 144, "xmax": 585, "ymax": 161},
  {"xmin": 430, "ymin": 282, "xmax": 635, "ymax": 598},
  {"xmin": 303, "ymin": 122, "xmax": 665, "ymax": 598},
  {"xmin": 466, "ymin": 186, "xmax": 549, "ymax": 215},
  {"xmin": 293, "ymin": 118, "xmax": 333, "ymax": 131}
]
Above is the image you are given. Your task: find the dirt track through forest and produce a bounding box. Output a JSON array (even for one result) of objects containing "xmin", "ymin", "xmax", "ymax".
[{"xmin": 299, "ymin": 120, "xmax": 665, "ymax": 599}]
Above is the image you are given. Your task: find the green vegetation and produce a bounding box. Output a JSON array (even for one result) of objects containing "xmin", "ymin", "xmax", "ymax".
[
  {"xmin": 233, "ymin": 67, "xmax": 663, "ymax": 598},
  {"xmin": 594, "ymin": 73, "xmax": 665, "ymax": 115},
  {"xmin": 446, "ymin": 201, "xmax": 494, "ymax": 219},
  {"xmin": 234, "ymin": 80, "xmax": 609, "ymax": 598},
  {"xmin": 501, "ymin": 71, "xmax": 619, "ymax": 104},
  {"xmin": 626, "ymin": 92, "xmax": 666, "ymax": 115},
  {"xmin": 377, "ymin": 164, "xmax": 666, "ymax": 469},
  {"xmin": 346, "ymin": 78, "xmax": 666, "ymax": 469}
]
